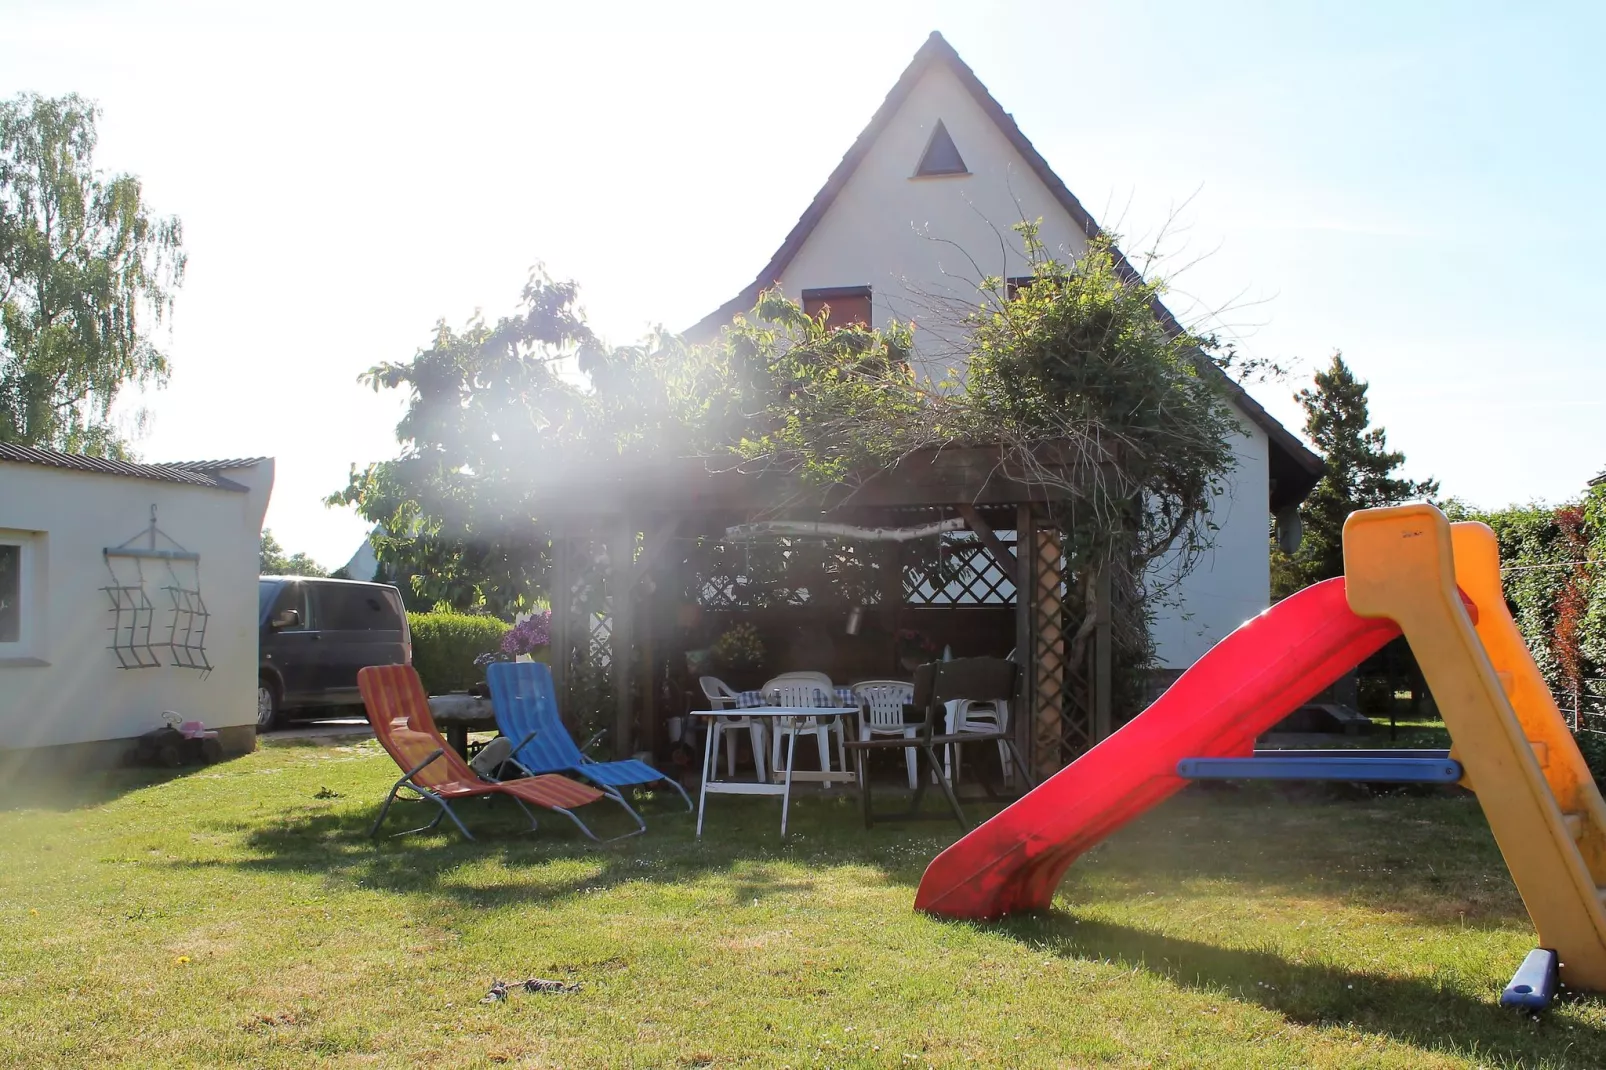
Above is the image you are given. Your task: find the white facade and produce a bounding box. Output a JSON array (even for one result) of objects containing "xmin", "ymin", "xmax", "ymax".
[
  {"xmin": 1145, "ymin": 416, "xmax": 1271, "ymax": 667},
  {"xmin": 0, "ymin": 455, "xmax": 273, "ymax": 754},
  {"xmin": 699, "ymin": 36, "xmax": 1307, "ymax": 672},
  {"xmin": 772, "ymin": 64, "xmax": 1093, "ymax": 383},
  {"xmin": 340, "ymin": 528, "xmax": 380, "ymax": 582}
]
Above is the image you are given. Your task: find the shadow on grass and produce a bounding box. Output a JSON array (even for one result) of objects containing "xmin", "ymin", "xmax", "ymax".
[
  {"xmin": 172, "ymin": 787, "xmax": 959, "ymax": 909},
  {"xmin": 0, "ymin": 754, "xmax": 251, "ymax": 813},
  {"xmin": 988, "ymin": 911, "xmax": 1606, "ymax": 1067},
  {"xmin": 177, "ymin": 768, "xmax": 1534, "ymax": 930},
  {"xmin": 1094, "ymin": 784, "xmax": 1535, "ymax": 931}
]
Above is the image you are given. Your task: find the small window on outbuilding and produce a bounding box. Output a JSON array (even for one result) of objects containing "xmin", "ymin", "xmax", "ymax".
[
  {"xmin": 0, "ymin": 531, "xmax": 39, "ymax": 659},
  {"xmin": 914, "ymin": 120, "xmax": 968, "ymax": 177},
  {"xmin": 0, "ymin": 542, "xmax": 21, "ymax": 645},
  {"xmin": 802, "ymin": 286, "xmax": 872, "ymax": 329}
]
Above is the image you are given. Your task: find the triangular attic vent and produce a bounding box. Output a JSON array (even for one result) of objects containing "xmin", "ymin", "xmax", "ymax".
[{"xmin": 915, "ymin": 119, "xmax": 967, "ymax": 176}]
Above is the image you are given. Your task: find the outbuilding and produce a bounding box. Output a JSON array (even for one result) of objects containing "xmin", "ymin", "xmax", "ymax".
[{"xmin": 0, "ymin": 445, "xmax": 272, "ymax": 770}]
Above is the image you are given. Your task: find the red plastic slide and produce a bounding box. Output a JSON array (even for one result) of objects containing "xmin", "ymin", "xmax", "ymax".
[{"xmin": 914, "ymin": 578, "xmax": 1403, "ymax": 919}]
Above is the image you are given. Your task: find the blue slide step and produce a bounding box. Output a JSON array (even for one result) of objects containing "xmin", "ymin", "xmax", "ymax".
[
  {"xmin": 1176, "ymin": 756, "xmax": 1463, "ymax": 783},
  {"xmin": 1501, "ymin": 948, "xmax": 1559, "ymax": 1010}
]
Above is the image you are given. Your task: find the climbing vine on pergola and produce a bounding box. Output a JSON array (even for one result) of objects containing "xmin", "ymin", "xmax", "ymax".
[{"xmin": 338, "ymin": 228, "xmax": 1248, "ymax": 771}]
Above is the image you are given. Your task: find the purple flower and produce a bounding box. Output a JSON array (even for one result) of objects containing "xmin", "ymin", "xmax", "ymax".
[{"xmin": 500, "ymin": 610, "xmax": 552, "ymax": 655}]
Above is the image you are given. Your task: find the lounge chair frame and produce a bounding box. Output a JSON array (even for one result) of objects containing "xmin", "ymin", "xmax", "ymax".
[{"xmin": 368, "ymin": 746, "xmax": 625, "ymax": 842}]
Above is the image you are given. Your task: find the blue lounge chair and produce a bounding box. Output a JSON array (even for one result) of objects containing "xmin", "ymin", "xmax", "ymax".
[{"xmin": 485, "ymin": 661, "xmax": 693, "ymax": 823}]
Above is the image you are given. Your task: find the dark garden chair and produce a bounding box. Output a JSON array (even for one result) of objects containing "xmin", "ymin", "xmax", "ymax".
[{"xmin": 845, "ymin": 657, "xmax": 1034, "ymax": 830}]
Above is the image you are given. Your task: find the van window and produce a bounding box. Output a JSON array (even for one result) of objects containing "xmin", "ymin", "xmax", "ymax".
[
  {"xmin": 265, "ymin": 582, "xmax": 311, "ymax": 630},
  {"xmin": 319, "ymin": 585, "xmax": 404, "ymax": 632}
]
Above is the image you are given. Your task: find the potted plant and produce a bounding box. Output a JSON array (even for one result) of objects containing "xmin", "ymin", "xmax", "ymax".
[
  {"xmin": 895, "ymin": 627, "xmax": 938, "ymax": 673},
  {"xmin": 710, "ymin": 622, "xmax": 765, "ymax": 684},
  {"xmin": 501, "ymin": 610, "xmax": 552, "ymax": 663},
  {"xmin": 469, "ymin": 610, "xmax": 552, "ymax": 696}
]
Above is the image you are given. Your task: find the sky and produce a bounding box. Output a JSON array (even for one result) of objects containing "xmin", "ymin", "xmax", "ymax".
[{"xmin": 3, "ymin": 1, "xmax": 1603, "ymax": 569}]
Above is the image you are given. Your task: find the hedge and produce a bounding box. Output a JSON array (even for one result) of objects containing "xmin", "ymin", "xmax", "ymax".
[
  {"xmin": 1444, "ymin": 494, "xmax": 1603, "ymax": 696},
  {"xmin": 407, "ymin": 611, "xmax": 509, "ymax": 695},
  {"xmin": 1446, "ymin": 485, "xmax": 1606, "ymax": 780}
]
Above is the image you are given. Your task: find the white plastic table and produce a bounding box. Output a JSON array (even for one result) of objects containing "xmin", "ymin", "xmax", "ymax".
[{"xmin": 692, "ymin": 706, "xmax": 859, "ymax": 838}]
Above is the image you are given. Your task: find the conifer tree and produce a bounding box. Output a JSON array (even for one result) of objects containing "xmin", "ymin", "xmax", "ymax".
[{"xmin": 1274, "ymin": 353, "xmax": 1438, "ymax": 595}]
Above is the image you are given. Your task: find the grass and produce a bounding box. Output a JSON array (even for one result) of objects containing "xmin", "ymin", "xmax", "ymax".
[
  {"xmin": 1278, "ymin": 716, "xmax": 1453, "ymax": 750},
  {"xmin": 1365, "ymin": 715, "xmax": 1455, "ymax": 750},
  {"xmin": 3, "ymin": 739, "xmax": 1606, "ymax": 1068}
]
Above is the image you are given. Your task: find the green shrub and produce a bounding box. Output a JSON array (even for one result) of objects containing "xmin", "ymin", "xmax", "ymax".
[
  {"xmin": 407, "ymin": 611, "xmax": 509, "ymax": 694},
  {"xmin": 1574, "ymin": 730, "xmax": 1606, "ymax": 786},
  {"xmin": 1356, "ymin": 675, "xmax": 1394, "ymax": 714}
]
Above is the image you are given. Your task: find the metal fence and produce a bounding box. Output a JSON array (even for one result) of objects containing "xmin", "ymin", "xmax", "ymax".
[{"xmin": 1560, "ymin": 677, "xmax": 1606, "ymax": 734}]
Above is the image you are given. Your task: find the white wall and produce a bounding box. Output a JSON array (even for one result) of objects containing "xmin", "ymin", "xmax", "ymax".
[
  {"xmin": 0, "ymin": 460, "xmax": 273, "ymax": 751},
  {"xmin": 1146, "ymin": 417, "xmax": 1271, "ymax": 669},
  {"xmin": 775, "ymin": 65, "xmax": 1092, "ymax": 384},
  {"xmin": 771, "ymin": 62, "xmax": 1274, "ymax": 668}
]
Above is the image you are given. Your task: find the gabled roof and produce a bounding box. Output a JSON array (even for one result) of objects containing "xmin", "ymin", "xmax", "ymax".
[
  {"xmin": 0, "ymin": 443, "xmax": 261, "ymax": 491},
  {"xmin": 688, "ymin": 30, "xmax": 1323, "ymax": 511}
]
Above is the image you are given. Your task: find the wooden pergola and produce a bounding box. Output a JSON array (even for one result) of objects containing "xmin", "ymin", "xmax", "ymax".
[{"xmin": 537, "ymin": 445, "xmax": 1113, "ymax": 781}]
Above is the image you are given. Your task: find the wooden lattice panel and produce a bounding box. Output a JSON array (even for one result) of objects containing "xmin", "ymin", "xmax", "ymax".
[
  {"xmin": 1031, "ymin": 525, "xmax": 1066, "ymax": 780},
  {"xmin": 688, "ymin": 547, "xmax": 857, "ymax": 609},
  {"xmin": 1062, "ymin": 634, "xmax": 1094, "ymax": 757},
  {"xmin": 690, "ymin": 538, "xmax": 1016, "ymax": 610},
  {"xmin": 904, "ymin": 533, "xmax": 1018, "ymax": 605},
  {"xmin": 554, "ymin": 535, "xmax": 614, "ymax": 725}
]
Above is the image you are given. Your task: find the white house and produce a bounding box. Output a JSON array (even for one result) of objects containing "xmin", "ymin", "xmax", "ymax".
[
  {"xmin": 339, "ymin": 527, "xmax": 381, "ymax": 582},
  {"xmin": 0, "ymin": 446, "xmax": 273, "ymax": 768},
  {"xmin": 690, "ymin": 32, "xmax": 1322, "ymax": 673}
]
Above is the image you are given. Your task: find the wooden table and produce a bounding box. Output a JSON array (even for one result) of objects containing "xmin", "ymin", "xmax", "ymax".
[
  {"xmin": 692, "ymin": 706, "xmax": 859, "ymax": 838},
  {"xmin": 426, "ymin": 693, "xmax": 498, "ymax": 756}
]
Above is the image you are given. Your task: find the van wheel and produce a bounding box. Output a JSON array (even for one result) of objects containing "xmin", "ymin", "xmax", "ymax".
[{"xmin": 256, "ymin": 678, "xmax": 281, "ymax": 731}]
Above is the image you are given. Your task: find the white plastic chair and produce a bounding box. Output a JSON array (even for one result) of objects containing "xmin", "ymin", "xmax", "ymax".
[
  {"xmin": 767, "ymin": 671, "xmax": 834, "ymax": 690},
  {"xmin": 851, "ymin": 680, "xmax": 918, "ymax": 789},
  {"xmin": 700, "ymin": 675, "xmax": 766, "ymax": 782},
  {"xmin": 766, "ymin": 672, "xmax": 846, "ymax": 775},
  {"xmin": 763, "ymin": 679, "xmax": 844, "ymax": 787},
  {"xmin": 945, "ymin": 698, "xmax": 1014, "ymax": 787}
]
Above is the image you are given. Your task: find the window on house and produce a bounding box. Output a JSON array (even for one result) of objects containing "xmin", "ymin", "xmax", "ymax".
[
  {"xmin": 1004, "ymin": 276, "xmax": 1063, "ymax": 302},
  {"xmin": 802, "ymin": 286, "xmax": 872, "ymax": 330},
  {"xmin": 914, "ymin": 120, "xmax": 968, "ymax": 177},
  {"xmin": 0, "ymin": 543, "xmax": 19, "ymax": 644}
]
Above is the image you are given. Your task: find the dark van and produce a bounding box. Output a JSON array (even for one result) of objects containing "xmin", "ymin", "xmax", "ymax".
[{"xmin": 257, "ymin": 576, "xmax": 411, "ymax": 728}]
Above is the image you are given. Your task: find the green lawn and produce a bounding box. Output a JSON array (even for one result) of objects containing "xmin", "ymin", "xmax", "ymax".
[
  {"xmin": 1355, "ymin": 716, "xmax": 1454, "ymax": 750},
  {"xmin": 3, "ymin": 738, "xmax": 1604, "ymax": 1068}
]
